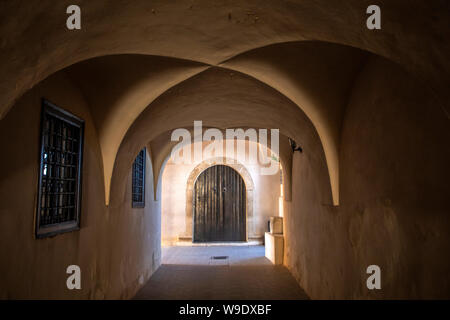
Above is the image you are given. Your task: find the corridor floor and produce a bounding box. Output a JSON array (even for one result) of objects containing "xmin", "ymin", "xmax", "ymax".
[{"xmin": 133, "ymin": 245, "xmax": 309, "ymax": 300}]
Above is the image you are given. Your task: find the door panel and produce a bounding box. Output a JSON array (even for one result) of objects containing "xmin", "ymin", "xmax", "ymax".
[{"xmin": 193, "ymin": 165, "xmax": 246, "ymax": 242}]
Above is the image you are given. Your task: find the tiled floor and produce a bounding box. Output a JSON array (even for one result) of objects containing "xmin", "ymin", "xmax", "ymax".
[
  {"xmin": 133, "ymin": 245, "xmax": 309, "ymax": 300},
  {"xmin": 161, "ymin": 244, "xmax": 272, "ymax": 266}
]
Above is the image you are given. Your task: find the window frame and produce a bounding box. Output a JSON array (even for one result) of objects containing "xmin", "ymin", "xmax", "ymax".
[
  {"xmin": 35, "ymin": 99, "xmax": 85, "ymax": 238},
  {"xmin": 132, "ymin": 148, "xmax": 146, "ymax": 208}
]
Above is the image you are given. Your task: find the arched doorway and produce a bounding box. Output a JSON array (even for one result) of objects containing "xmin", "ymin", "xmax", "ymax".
[{"xmin": 193, "ymin": 165, "xmax": 246, "ymax": 242}]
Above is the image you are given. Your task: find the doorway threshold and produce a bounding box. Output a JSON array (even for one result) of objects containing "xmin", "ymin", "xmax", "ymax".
[{"xmin": 174, "ymin": 240, "xmax": 263, "ymax": 247}]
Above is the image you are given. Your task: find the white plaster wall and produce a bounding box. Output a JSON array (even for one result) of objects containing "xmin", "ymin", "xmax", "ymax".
[{"xmin": 161, "ymin": 140, "xmax": 281, "ymax": 245}]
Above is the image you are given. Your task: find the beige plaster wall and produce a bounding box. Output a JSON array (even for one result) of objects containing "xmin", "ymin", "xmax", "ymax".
[
  {"xmin": 161, "ymin": 140, "xmax": 281, "ymax": 245},
  {"xmin": 284, "ymin": 56, "xmax": 450, "ymax": 299},
  {"xmin": 0, "ymin": 71, "xmax": 161, "ymax": 299}
]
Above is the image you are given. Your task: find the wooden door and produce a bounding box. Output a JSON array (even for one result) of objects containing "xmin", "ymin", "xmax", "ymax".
[{"xmin": 193, "ymin": 165, "xmax": 246, "ymax": 242}]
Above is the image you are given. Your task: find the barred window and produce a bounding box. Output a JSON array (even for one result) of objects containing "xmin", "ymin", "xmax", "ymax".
[
  {"xmin": 36, "ymin": 100, "xmax": 84, "ymax": 238},
  {"xmin": 132, "ymin": 148, "xmax": 146, "ymax": 208}
]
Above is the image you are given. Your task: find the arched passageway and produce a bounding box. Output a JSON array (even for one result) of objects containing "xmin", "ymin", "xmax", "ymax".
[
  {"xmin": 0, "ymin": 1, "xmax": 449, "ymax": 301},
  {"xmin": 159, "ymin": 137, "xmax": 286, "ymax": 247}
]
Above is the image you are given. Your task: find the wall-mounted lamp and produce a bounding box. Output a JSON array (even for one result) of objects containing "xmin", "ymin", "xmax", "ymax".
[{"xmin": 289, "ymin": 138, "xmax": 303, "ymax": 153}]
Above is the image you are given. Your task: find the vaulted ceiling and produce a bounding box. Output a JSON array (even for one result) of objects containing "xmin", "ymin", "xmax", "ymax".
[{"xmin": 1, "ymin": 0, "xmax": 448, "ymax": 205}]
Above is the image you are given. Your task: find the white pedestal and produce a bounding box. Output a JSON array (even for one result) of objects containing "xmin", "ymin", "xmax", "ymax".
[{"xmin": 265, "ymin": 232, "xmax": 284, "ymax": 265}]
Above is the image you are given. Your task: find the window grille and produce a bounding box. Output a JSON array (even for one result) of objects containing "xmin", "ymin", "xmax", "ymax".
[
  {"xmin": 132, "ymin": 148, "xmax": 146, "ymax": 208},
  {"xmin": 36, "ymin": 99, "xmax": 84, "ymax": 238}
]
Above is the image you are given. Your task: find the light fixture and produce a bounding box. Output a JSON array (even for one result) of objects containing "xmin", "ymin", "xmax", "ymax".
[{"xmin": 288, "ymin": 138, "xmax": 303, "ymax": 153}]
